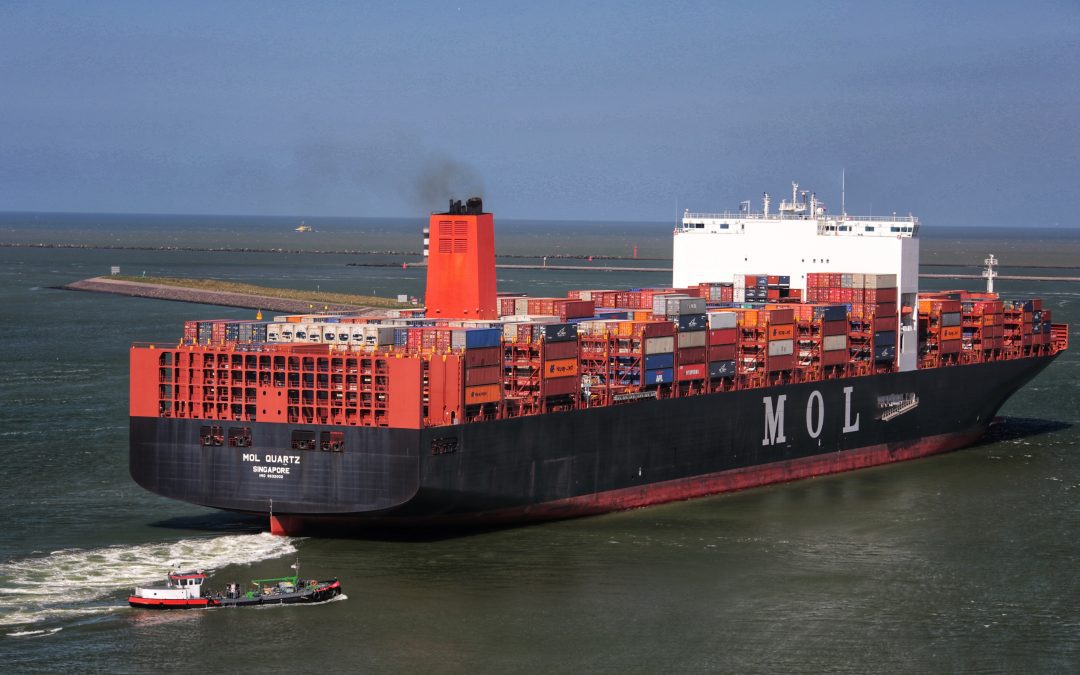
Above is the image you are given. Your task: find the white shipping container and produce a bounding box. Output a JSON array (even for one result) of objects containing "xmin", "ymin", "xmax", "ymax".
[
  {"xmin": 768, "ymin": 339, "xmax": 794, "ymax": 356},
  {"xmin": 300, "ymin": 323, "xmax": 322, "ymax": 343},
  {"xmin": 733, "ymin": 288, "xmax": 745, "ymax": 303},
  {"xmin": 362, "ymin": 325, "xmax": 395, "ymax": 345},
  {"xmin": 666, "ymin": 297, "xmax": 705, "ymax": 316},
  {"xmin": 645, "ymin": 336, "xmax": 675, "ymax": 354},
  {"xmin": 266, "ymin": 323, "xmax": 284, "ymax": 342},
  {"xmin": 823, "ymin": 334, "xmax": 848, "ymax": 352},
  {"xmin": 513, "ymin": 298, "xmax": 530, "ymax": 314},
  {"xmin": 652, "ymin": 294, "xmax": 685, "ymax": 317},
  {"xmin": 707, "ymin": 311, "xmax": 737, "ymax": 329},
  {"xmin": 677, "ymin": 331, "xmax": 706, "ymax": 348},
  {"xmin": 863, "ymin": 273, "xmax": 897, "ymax": 289}
]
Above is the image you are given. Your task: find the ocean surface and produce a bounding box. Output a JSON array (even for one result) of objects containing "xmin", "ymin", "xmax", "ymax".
[{"xmin": 1, "ymin": 212, "xmax": 1077, "ymax": 672}]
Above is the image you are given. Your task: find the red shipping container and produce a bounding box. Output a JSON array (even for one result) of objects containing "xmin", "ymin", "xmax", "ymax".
[
  {"xmin": 822, "ymin": 349, "xmax": 849, "ymax": 366},
  {"xmin": 940, "ymin": 339, "xmax": 961, "ymax": 354},
  {"xmin": 709, "ymin": 344, "xmax": 737, "ymax": 361},
  {"xmin": 527, "ymin": 298, "xmax": 558, "ymax": 315},
  {"xmin": 874, "ymin": 316, "xmax": 898, "ymax": 332},
  {"xmin": 464, "ymin": 365, "xmax": 501, "ymax": 385},
  {"xmin": 678, "ymin": 346, "xmax": 706, "ymax": 364},
  {"xmin": 638, "ymin": 321, "xmax": 675, "ymax": 338},
  {"xmin": 765, "ymin": 308, "xmax": 794, "ymax": 324},
  {"xmin": 543, "ymin": 376, "xmax": 579, "ymax": 397},
  {"xmin": 708, "ymin": 328, "xmax": 737, "ymax": 345},
  {"xmin": 464, "ymin": 346, "xmax": 501, "ymax": 368},
  {"xmin": 544, "ymin": 341, "xmax": 579, "ymax": 360},
  {"xmin": 875, "ymin": 301, "xmax": 897, "ymax": 318},
  {"xmin": 821, "ymin": 320, "xmax": 846, "ymax": 336},
  {"xmin": 677, "ymin": 363, "xmax": 707, "ymax": 380},
  {"xmin": 864, "ymin": 287, "xmax": 897, "ymax": 304},
  {"xmin": 767, "ymin": 354, "xmax": 795, "ymax": 371},
  {"xmin": 554, "ymin": 299, "xmax": 595, "ymax": 320}
]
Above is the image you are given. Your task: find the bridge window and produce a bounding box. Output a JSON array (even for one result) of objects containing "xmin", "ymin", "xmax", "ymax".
[
  {"xmin": 719, "ymin": 223, "xmax": 729, "ymax": 229},
  {"xmin": 864, "ymin": 226, "xmax": 875, "ymax": 232}
]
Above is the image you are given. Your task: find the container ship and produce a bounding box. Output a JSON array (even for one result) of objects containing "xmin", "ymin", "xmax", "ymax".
[{"xmin": 129, "ymin": 187, "xmax": 1069, "ymax": 534}]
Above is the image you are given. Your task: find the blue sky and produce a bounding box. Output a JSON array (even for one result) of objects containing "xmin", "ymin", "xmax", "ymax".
[{"xmin": 1, "ymin": 1, "xmax": 1077, "ymax": 225}]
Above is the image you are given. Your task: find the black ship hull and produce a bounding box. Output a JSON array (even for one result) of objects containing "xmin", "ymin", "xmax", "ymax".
[{"xmin": 130, "ymin": 355, "xmax": 1056, "ymax": 532}]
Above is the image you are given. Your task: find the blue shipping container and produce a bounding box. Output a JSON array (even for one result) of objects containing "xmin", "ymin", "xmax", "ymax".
[
  {"xmin": 543, "ymin": 323, "xmax": 578, "ymax": 343},
  {"xmin": 709, "ymin": 360, "xmax": 736, "ymax": 378},
  {"xmin": 644, "ymin": 353, "xmax": 675, "ymax": 370},
  {"xmin": 462, "ymin": 327, "xmax": 502, "ymax": 349},
  {"xmin": 874, "ymin": 330, "xmax": 896, "ymax": 346},
  {"xmin": 874, "ymin": 344, "xmax": 896, "ymax": 361},
  {"xmin": 644, "ymin": 368, "xmax": 673, "ymax": 385},
  {"xmin": 677, "ymin": 314, "xmax": 708, "ymax": 332},
  {"xmin": 812, "ymin": 304, "xmax": 848, "ymax": 322}
]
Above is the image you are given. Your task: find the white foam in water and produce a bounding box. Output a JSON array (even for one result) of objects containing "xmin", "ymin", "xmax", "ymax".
[{"xmin": 0, "ymin": 533, "xmax": 297, "ymax": 629}]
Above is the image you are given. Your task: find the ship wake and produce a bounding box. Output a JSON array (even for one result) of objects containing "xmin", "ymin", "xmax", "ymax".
[{"xmin": 0, "ymin": 533, "xmax": 296, "ymax": 632}]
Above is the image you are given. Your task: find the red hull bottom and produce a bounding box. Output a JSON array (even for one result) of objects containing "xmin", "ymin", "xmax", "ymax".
[
  {"xmin": 268, "ymin": 427, "xmax": 985, "ymax": 535},
  {"xmin": 128, "ymin": 596, "xmax": 216, "ymax": 609}
]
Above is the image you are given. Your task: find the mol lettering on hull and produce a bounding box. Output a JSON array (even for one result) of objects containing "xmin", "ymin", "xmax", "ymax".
[{"xmin": 762, "ymin": 386, "xmax": 860, "ymax": 446}]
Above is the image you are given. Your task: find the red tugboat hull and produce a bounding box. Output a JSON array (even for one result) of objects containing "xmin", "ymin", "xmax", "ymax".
[{"xmin": 127, "ymin": 596, "xmax": 218, "ymax": 609}]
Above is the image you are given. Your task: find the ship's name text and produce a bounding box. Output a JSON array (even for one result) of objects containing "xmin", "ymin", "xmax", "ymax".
[
  {"xmin": 242, "ymin": 453, "xmax": 300, "ymax": 478},
  {"xmin": 762, "ymin": 386, "xmax": 860, "ymax": 446},
  {"xmin": 241, "ymin": 453, "xmax": 301, "ymax": 465}
]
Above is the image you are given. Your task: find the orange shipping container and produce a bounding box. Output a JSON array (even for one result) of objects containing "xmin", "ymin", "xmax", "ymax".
[
  {"xmin": 544, "ymin": 358, "xmax": 579, "ymax": 379},
  {"xmin": 941, "ymin": 326, "xmax": 962, "ymax": 341},
  {"xmin": 464, "ymin": 383, "xmax": 501, "ymax": 405},
  {"xmin": 767, "ymin": 324, "xmax": 794, "ymax": 341}
]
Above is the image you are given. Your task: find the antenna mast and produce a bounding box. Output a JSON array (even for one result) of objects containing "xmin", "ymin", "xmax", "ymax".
[{"xmin": 841, "ymin": 169, "xmax": 846, "ymax": 216}]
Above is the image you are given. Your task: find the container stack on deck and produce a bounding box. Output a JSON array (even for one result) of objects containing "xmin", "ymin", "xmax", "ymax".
[
  {"xmin": 137, "ymin": 273, "xmax": 1066, "ymax": 432},
  {"xmin": 916, "ymin": 291, "xmax": 1053, "ymax": 368}
]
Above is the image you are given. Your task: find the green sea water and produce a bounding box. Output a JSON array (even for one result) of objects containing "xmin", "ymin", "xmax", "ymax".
[{"xmin": 0, "ymin": 213, "xmax": 1077, "ymax": 672}]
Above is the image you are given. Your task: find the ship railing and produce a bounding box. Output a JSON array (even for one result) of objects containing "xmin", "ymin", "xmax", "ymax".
[
  {"xmin": 683, "ymin": 211, "xmax": 918, "ymax": 223},
  {"xmin": 1051, "ymin": 324, "xmax": 1069, "ymax": 352}
]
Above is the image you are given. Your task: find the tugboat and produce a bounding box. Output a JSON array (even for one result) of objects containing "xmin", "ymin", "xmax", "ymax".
[
  {"xmin": 128, "ymin": 569, "xmax": 216, "ymax": 609},
  {"xmin": 128, "ymin": 566, "xmax": 342, "ymax": 609}
]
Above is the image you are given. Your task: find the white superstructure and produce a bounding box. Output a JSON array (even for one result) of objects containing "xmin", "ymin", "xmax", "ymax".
[{"xmin": 673, "ymin": 182, "xmax": 921, "ymax": 371}]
